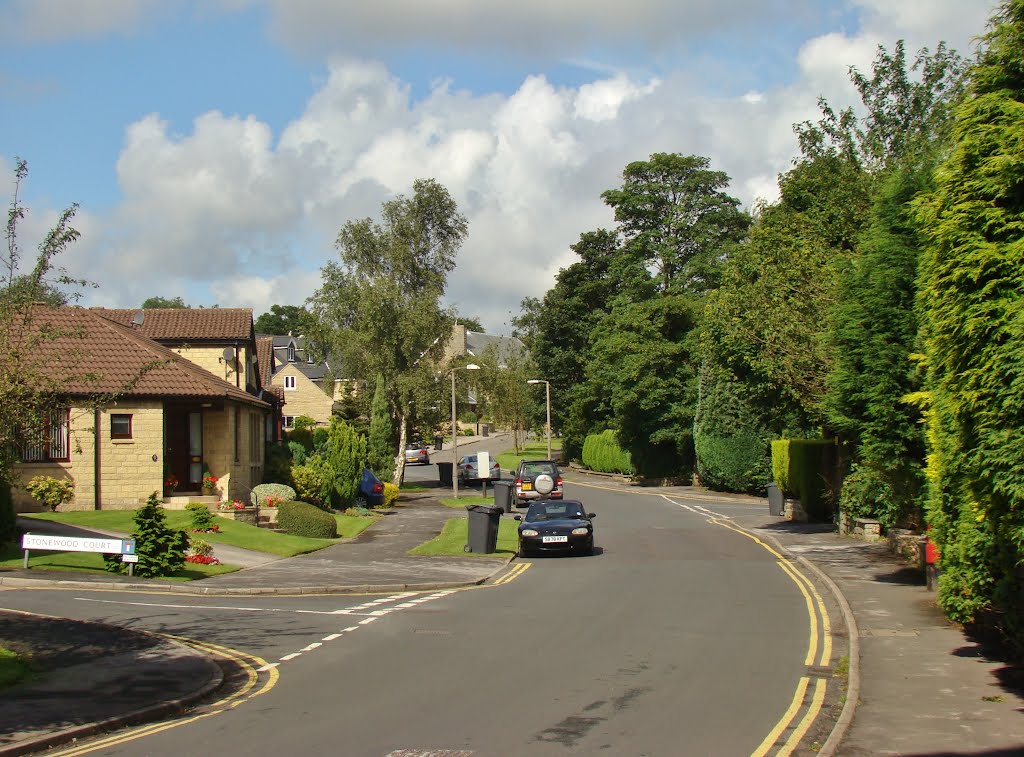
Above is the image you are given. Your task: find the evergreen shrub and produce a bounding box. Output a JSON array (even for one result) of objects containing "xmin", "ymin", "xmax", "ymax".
[
  {"xmin": 263, "ymin": 443, "xmax": 293, "ymax": 486},
  {"xmin": 694, "ymin": 431, "xmax": 770, "ymax": 493},
  {"xmin": 277, "ymin": 500, "xmax": 338, "ymax": 539},
  {"xmin": 287, "ymin": 427, "xmax": 315, "ymax": 453},
  {"xmin": 289, "ymin": 455, "xmax": 332, "ymax": 507},
  {"xmin": 383, "ymin": 482, "xmax": 400, "ymax": 507},
  {"xmin": 104, "ymin": 493, "xmax": 188, "ymax": 577},
  {"xmin": 186, "ymin": 502, "xmax": 217, "ymax": 531},
  {"xmin": 838, "ymin": 464, "xmax": 899, "ymax": 528},
  {"xmin": 288, "ymin": 441, "xmax": 308, "ymax": 466},
  {"xmin": 582, "ymin": 430, "xmax": 635, "ymax": 475}
]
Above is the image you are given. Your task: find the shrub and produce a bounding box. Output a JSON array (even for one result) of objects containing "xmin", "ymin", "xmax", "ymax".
[
  {"xmin": 288, "ymin": 441, "xmax": 308, "ymax": 466},
  {"xmin": 323, "ymin": 419, "xmax": 367, "ymax": 509},
  {"xmin": 263, "ymin": 443, "xmax": 293, "ymax": 486},
  {"xmin": 694, "ymin": 431, "xmax": 770, "ymax": 493},
  {"xmin": 276, "ymin": 500, "xmax": 338, "ymax": 539},
  {"xmin": 289, "ymin": 456, "xmax": 332, "ymax": 507},
  {"xmin": 312, "ymin": 426, "xmax": 329, "ymax": 452},
  {"xmin": 838, "ymin": 464, "xmax": 899, "ymax": 528},
  {"xmin": 582, "ymin": 430, "xmax": 635, "ymax": 475},
  {"xmin": 292, "ymin": 415, "xmax": 318, "ymax": 432},
  {"xmin": 251, "ymin": 483, "xmax": 298, "ymax": 507},
  {"xmin": 25, "ymin": 476, "xmax": 75, "ymax": 511},
  {"xmin": 287, "ymin": 427, "xmax": 315, "ymax": 453},
  {"xmin": 105, "ymin": 493, "xmax": 188, "ymax": 578},
  {"xmin": 383, "ymin": 482, "xmax": 400, "ymax": 508},
  {"xmin": 186, "ymin": 502, "xmax": 217, "ymax": 531}
]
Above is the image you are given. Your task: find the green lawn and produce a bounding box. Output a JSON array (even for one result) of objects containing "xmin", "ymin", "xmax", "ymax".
[
  {"xmin": 495, "ymin": 438, "xmax": 563, "ymax": 471},
  {"xmin": 407, "ymin": 516, "xmax": 519, "ymax": 558},
  {"xmin": 7, "ymin": 507, "xmax": 379, "ymax": 579},
  {"xmin": 0, "ymin": 540, "xmax": 239, "ymax": 579},
  {"xmin": 19, "ymin": 509, "xmax": 376, "ymax": 558},
  {"xmin": 438, "ymin": 495, "xmax": 492, "ymax": 509}
]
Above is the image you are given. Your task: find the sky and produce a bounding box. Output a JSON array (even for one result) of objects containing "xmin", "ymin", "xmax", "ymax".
[{"xmin": 0, "ymin": 0, "xmax": 995, "ymax": 334}]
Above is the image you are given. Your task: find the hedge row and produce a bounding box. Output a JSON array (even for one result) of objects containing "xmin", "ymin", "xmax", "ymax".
[
  {"xmin": 582, "ymin": 430, "xmax": 635, "ymax": 475},
  {"xmin": 772, "ymin": 438, "xmax": 838, "ymax": 522},
  {"xmin": 694, "ymin": 431, "xmax": 770, "ymax": 493},
  {"xmin": 276, "ymin": 500, "xmax": 338, "ymax": 539}
]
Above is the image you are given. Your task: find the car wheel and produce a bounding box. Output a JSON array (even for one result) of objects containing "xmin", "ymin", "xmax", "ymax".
[{"xmin": 355, "ymin": 496, "xmax": 367, "ymax": 508}]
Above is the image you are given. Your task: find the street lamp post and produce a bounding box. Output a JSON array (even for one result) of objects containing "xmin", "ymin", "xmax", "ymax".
[
  {"xmin": 452, "ymin": 364, "xmax": 480, "ymax": 498},
  {"xmin": 527, "ymin": 379, "xmax": 551, "ymax": 460}
]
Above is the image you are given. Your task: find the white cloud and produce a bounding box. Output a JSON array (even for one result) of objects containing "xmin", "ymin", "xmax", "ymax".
[
  {"xmin": 3, "ymin": 0, "xmax": 997, "ymax": 331},
  {"xmin": 0, "ymin": 0, "xmax": 166, "ymax": 43}
]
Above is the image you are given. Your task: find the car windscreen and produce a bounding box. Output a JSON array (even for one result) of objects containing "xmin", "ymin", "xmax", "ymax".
[
  {"xmin": 522, "ymin": 463, "xmax": 556, "ymax": 477},
  {"xmin": 526, "ymin": 503, "xmax": 583, "ymax": 520}
]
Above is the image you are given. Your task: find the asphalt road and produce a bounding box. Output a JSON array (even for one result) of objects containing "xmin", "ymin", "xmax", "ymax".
[{"xmin": 0, "ymin": 477, "xmax": 834, "ymax": 756}]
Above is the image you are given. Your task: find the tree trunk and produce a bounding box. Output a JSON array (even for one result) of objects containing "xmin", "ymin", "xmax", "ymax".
[{"xmin": 392, "ymin": 406, "xmax": 408, "ymax": 487}]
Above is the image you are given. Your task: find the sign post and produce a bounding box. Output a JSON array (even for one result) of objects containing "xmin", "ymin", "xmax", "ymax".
[{"xmin": 21, "ymin": 534, "xmax": 138, "ymax": 575}]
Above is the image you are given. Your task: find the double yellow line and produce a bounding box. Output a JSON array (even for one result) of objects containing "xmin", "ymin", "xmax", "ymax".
[
  {"xmin": 45, "ymin": 636, "xmax": 278, "ymax": 756},
  {"xmin": 710, "ymin": 517, "xmax": 832, "ymax": 756}
]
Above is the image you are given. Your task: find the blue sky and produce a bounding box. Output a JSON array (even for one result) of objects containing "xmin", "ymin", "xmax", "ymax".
[{"xmin": 0, "ymin": 0, "xmax": 994, "ymax": 332}]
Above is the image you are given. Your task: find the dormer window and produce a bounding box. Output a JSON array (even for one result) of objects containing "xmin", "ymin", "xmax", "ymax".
[{"xmin": 287, "ymin": 344, "xmax": 296, "ymax": 362}]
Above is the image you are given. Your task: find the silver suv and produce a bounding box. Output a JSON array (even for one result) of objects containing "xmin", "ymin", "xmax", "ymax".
[{"xmin": 513, "ymin": 460, "xmax": 563, "ymax": 506}]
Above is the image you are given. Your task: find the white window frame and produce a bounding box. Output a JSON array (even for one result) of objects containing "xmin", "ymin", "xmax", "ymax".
[{"xmin": 284, "ymin": 375, "xmax": 297, "ymax": 391}]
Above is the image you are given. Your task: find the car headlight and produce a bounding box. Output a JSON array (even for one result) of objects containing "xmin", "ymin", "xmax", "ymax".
[
  {"xmin": 571, "ymin": 527, "xmax": 590, "ymax": 535},
  {"xmin": 520, "ymin": 529, "xmax": 539, "ymax": 537}
]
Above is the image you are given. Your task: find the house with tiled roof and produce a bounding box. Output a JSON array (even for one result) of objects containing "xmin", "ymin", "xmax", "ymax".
[
  {"xmin": 9, "ymin": 306, "xmax": 276, "ymax": 511},
  {"xmin": 261, "ymin": 334, "xmax": 336, "ymax": 428}
]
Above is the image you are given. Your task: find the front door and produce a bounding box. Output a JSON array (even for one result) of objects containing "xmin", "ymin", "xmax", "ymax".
[{"xmin": 165, "ymin": 408, "xmax": 203, "ymax": 490}]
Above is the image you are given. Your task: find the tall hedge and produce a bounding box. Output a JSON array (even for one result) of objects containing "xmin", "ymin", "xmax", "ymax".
[
  {"xmin": 693, "ymin": 359, "xmax": 771, "ymax": 492},
  {"xmin": 914, "ymin": 1, "xmax": 1024, "ymax": 647},
  {"xmin": 582, "ymin": 430, "xmax": 635, "ymax": 475},
  {"xmin": 772, "ymin": 438, "xmax": 837, "ymax": 522}
]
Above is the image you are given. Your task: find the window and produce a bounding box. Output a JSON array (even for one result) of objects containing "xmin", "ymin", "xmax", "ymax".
[
  {"xmin": 284, "ymin": 375, "xmax": 297, "ymax": 390},
  {"xmin": 283, "ymin": 415, "xmax": 295, "ymax": 429},
  {"xmin": 20, "ymin": 408, "xmax": 70, "ymax": 462},
  {"xmin": 110, "ymin": 414, "xmax": 132, "ymax": 440}
]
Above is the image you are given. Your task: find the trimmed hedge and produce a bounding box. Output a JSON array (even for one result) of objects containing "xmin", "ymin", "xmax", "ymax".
[
  {"xmin": 276, "ymin": 500, "xmax": 338, "ymax": 539},
  {"xmin": 694, "ymin": 431, "xmax": 770, "ymax": 493},
  {"xmin": 582, "ymin": 430, "xmax": 635, "ymax": 475},
  {"xmin": 772, "ymin": 438, "xmax": 838, "ymax": 522}
]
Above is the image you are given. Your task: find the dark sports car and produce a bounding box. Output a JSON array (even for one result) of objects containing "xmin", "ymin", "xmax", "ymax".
[{"xmin": 514, "ymin": 499, "xmax": 595, "ymax": 557}]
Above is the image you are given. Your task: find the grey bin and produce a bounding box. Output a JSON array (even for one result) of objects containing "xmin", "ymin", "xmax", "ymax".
[
  {"xmin": 492, "ymin": 480, "xmax": 513, "ymax": 513},
  {"xmin": 437, "ymin": 461, "xmax": 453, "ymax": 487},
  {"xmin": 465, "ymin": 504, "xmax": 502, "ymax": 553},
  {"xmin": 433, "ymin": 436, "xmax": 443, "ymax": 450},
  {"xmin": 767, "ymin": 482, "xmax": 784, "ymax": 517}
]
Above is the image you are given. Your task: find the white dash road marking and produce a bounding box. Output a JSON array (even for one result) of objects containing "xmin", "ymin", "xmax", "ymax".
[
  {"xmin": 322, "ymin": 634, "xmax": 343, "ymax": 641},
  {"xmin": 279, "ymin": 653, "xmax": 301, "ymax": 661}
]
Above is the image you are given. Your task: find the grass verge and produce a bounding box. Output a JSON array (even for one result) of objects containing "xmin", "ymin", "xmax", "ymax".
[
  {"xmin": 0, "ymin": 541, "xmax": 239, "ymax": 578},
  {"xmin": 408, "ymin": 517, "xmax": 518, "ymax": 557},
  {"xmin": 0, "ymin": 645, "xmax": 34, "ymax": 689}
]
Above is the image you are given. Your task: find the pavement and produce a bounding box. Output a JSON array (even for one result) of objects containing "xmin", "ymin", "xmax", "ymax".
[{"xmin": 2, "ymin": 458, "xmax": 1023, "ymax": 755}]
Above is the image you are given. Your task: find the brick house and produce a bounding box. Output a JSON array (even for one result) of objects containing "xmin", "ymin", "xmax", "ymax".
[{"xmin": 10, "ymin": 306, "xmax": 276, "ymax": 511}]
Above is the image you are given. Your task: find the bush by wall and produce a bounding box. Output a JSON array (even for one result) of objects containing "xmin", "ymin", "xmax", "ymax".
[
  {"xmin": 186, "ymin": 502, "xmax": 217, "ymax": 531},
  {"xmin": 290, "ymin": 455, "xmax": 332, "ymax": 507},
  {"xmin": 582, "ymin": 430, "xmax": 635, "ymax": 475},
  {"xmin": 276, "ymin": 500, "xmax": 338, "ymax": 539},
  {"xmin": 838, "ymin": 464, "xmax": 901, "ymax": 528},
  {"xmin": 383, "ymin": 482, "xmax": 400, "ymax": 508}
]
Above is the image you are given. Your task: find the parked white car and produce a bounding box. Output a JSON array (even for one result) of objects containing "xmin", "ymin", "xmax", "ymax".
[{"xmin": 457, "ymin": 454, "xmax": 501, "ymax": 483}]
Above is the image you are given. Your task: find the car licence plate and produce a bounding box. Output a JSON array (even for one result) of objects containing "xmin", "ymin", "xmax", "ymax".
[
  {"xmin": 522, "ymin": 482, "xmax": 533, "ymax": 491},
  {"xmin": 542, "ymin": 535, "xmax": 568, "ymax": 543}
]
